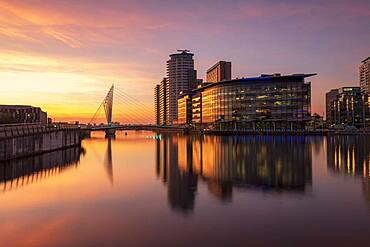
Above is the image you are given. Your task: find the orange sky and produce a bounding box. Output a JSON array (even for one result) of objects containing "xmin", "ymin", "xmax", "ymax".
[{"xmin": 0, "ymin": 0, "xmax": 369, "ymax": 123}]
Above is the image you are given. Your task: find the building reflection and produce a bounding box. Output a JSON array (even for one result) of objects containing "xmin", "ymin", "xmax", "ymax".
[
  {"xmin": 156, "ymin": 135, "xmax": 312, "ymax": 213},
  {"xmin": 326, "ymin": 136, "xmax": 370, "ymax": 205},
  {"xmin": 0, "ymin": 146, "xmax": 84, "ymax": 192},
  {"xmin": 327, "ymin": 136, "xmax": 370, "ymax": 178},
  {"xmin": 157, "ymin": 136, "xmax": 198, "ymax": 214}
]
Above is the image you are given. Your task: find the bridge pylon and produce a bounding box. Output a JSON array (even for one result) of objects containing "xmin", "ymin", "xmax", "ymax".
[
  {"xmin": 105, "ymin": 128, "xmax": 116, "ymax": 138},
  {"xmin": 104, "ymin": 85, "xmax": 114, "ymax": 126},
  {"xmin": 89, "ymin": 84, "xmax": 115, "ymax": 129}
]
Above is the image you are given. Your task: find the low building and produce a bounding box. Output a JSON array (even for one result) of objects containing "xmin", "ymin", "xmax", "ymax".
[
  {"xmin": 325, "ymin": 87, "xmax": 369, "ymax": 128},
  {"xmin": 192, "ymin": 73, "xmax": 315, "ymax": 130},
  {"xmin": 177, "ymin": 94, "xmax": 192, "ymax": 125},
  {"xmin": 206, "ymin": 61, "xmax": 232, "ymax": 83},
  {"xmin": 0, "ymin": 105, "xmax": 47, "ymax": 124}
]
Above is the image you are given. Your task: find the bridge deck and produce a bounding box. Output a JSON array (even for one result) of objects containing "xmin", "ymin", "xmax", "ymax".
[{"xmin": 84, "ymin": 125, "xmax": 186, "ymax": 131}]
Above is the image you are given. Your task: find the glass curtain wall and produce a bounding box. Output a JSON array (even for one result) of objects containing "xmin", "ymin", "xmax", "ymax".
[{"xmin": 201, "ymin": 77, "xmax": 311, "ymax": 130}]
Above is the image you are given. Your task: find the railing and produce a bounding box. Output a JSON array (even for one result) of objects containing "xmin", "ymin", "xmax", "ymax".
[
  {"xmin": 0, "ymin": 122, "xmax": 44, "ymax": 127},
  {"xmin": 0, "ymin": 123, "xmax": 79, "ymax": 139}
]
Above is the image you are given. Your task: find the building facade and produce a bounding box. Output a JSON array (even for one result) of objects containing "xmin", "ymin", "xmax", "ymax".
[
  {"xmin": 166, "ymin": 50, "xmax": 195, "ymax": 125},
  {"xmin": 360, "ymin": 57, "xmax": 370, "ymax": 95},
  {"xmin": 192, "ymin": 74, "xmax": 314, "ymax": 130},
  {"xmin": 206, "ymin": 61, "xmax": 232, "ymax": 83},
  {"xmin": 159, "ymin": 78, "xmax": 167, "ymax": 125},
  {"xmin": 326, "ymin": 89, "xmax": 339, "ymax": 126},
  {"xmin": 154, "ymin": 84, "xmax": 160, "ymax": 125},
  {"xmin": 325, "ymin": 87, "xmax": 369, "ymax": 128},
  {"xmin": 192, "ymin": 93, "xmax": 202, "ymax": 126},
  {"xmin": 177, "ymin": 94, "xmax": 192, "ymax": 125},
  {"xmin": 0, "ymin": 105, "xmax": 47, "ymax": 124}
]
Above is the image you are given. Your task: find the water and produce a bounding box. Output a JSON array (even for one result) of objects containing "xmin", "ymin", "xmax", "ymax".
[{"xmin": 0, "ymin": 131, "xmax": 369, "ymax": 246}]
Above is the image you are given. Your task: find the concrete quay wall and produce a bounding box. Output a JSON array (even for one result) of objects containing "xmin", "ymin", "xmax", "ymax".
[{"xmin": 0, "ymin": 124, "xmax": 81, "ymax": 161}]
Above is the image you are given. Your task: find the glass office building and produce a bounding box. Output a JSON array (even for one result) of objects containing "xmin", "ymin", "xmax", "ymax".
[{"xmin": 193, "ymin": 74, "xmax": 315, "ymax": 130}]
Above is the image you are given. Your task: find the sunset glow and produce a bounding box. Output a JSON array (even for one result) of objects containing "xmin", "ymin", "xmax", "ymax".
[{"xmin": 0, "ymin": 0, "xmax": 369, "ymax": 122}]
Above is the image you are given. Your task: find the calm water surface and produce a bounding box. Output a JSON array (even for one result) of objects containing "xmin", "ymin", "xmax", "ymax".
[{"xmin": 0, "ymin": 131, "xmax": 369, "ymax": 246}]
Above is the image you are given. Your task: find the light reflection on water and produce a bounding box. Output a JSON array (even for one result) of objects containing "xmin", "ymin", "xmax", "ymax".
[
  {"xmin": 0, "ymin": 131, "xmax": 369, "ymax": 246},
  {"xmin": 156, "ymin": 135, "xmax": 313, "ymax": 213}
]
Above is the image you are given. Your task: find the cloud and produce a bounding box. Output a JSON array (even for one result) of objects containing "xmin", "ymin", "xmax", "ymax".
[
  {"xmin": 0, "ymin": 0, "xmax": 368, "ymax": 120},
  {"xmin": 43, "ymin": 28, "xmax": 83, "ymax": 48}
]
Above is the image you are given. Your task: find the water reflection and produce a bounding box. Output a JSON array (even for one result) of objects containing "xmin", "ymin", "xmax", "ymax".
[
  {"xmin": 0, "ymin": 132, "xmax": 369, "ymax": 246},
  {"xmin": 156, "ymin": 135, "xmax": 197, "ymax": 213},
  {"xmin": 0, "ymin": 146, "xmax": 84, "ymax": 192},
  {"xmin": 104, "ymin": 137, "xmax": 114, "ymax": 184},
  {"xmin": 327, "ymin": 136, "xmax": 370, "ymax": 178},
  {"xmin": 156, "ymin": 134, "xmax": 313, "ymax": 214},
  {"xmin": 326, "ymin": 136, "xmax": 370, "ymax": 205}
]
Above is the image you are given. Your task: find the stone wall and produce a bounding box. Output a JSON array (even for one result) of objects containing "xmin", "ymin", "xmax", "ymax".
[{"xmin": 0, "ymin": 124, "xmax": 81, "ymax": 161}]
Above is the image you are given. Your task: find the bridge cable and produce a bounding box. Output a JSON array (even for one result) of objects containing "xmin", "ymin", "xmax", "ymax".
[{"xmin": 113, "ymin": 92, "xmax": 152, "ymax": 123}]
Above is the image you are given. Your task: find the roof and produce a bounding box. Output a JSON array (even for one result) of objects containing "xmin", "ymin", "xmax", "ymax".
[
  {"xmin": 327, "ymin": 86, "xmax": 361, "ymax": 94},
  {"xmin": 206, "ymin": 61, "xmax": 231, "ymax": 73},
  {"xmin": 338, "ymin": 86, "xmax": 361, "ymax": 93},
  {"xmin": 0, "ymin": 105, "xmax": 33, "ymax": 109},
  {"xmin": 169, "ymin": 50, "xmax": 194, "ymax": 57},
  {"xmin": 361, "ymin": 56, "xmax": 370, "ymax": 63},
  {"xmin": 194, "ymin": 73, "xmax": 317, "ymax": 92}
]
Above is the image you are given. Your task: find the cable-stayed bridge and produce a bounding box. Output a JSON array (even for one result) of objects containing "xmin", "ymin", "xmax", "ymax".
[{"xmin": 84, "ymin": 84, "xmax": 180, "ymax": 136}]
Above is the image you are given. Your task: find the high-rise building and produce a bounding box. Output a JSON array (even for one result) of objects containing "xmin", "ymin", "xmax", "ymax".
[
  {"xmin": 153, "ymin": 78, "xmax": 168, "ymax": 125},
  {"xmin": 325, "ymin": 87, "xmax": 368, "ymax": 128},
  {"xmin": 187, "ymin": 68, "xmax": 198, "ymax": 90},
  {"xmin": 360, "ymin": 57, "xmax": 370, "ymax": 94},
  {"xmin": 159, "ymin": 78, "xmax": 167, "ymax": 125},
  {"xmin": 206, "ymin": 61, "xmax": 232, "ymax": 83},
  {"xmin": 154, "ymin": 84, "xmax": 160, "ymax": 125},
  {"xmin": 166, "ymin": 50, "xmax": 195, "ymax": 125}
]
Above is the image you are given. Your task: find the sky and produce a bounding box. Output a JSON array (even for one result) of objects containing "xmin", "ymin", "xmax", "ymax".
[{"xmin": 0, "ymin": 0, "xmax": 369, "ymax": 123}]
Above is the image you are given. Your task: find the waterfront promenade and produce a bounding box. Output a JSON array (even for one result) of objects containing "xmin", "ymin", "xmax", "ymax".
[
  {"xmin": 201, "ymin": 128, "xmax": 370, "ymax": 136},
  {"xmin": 83, "ymin": 123, "xmax": 370, "ymax": 136}
]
